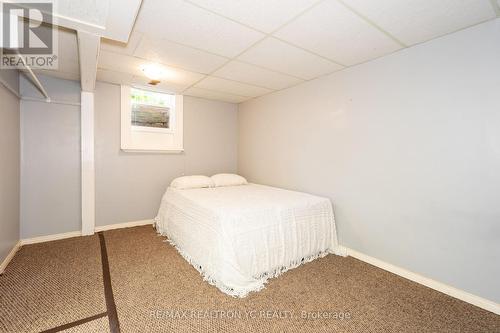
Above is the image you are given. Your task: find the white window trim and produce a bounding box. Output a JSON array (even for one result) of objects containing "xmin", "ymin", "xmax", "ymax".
[
  {"xmin": 132, "ymin": 125, "xmax": 174, "ymax": 134},
  {"xmin": 120, "ymin": 85, "xmax": 184, "ymax": 153}
]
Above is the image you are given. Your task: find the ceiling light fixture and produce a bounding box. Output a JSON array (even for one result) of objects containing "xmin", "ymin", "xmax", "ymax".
[{"xmin": 140, "ymin": 63, "xmax": 165, "ymax": 85}]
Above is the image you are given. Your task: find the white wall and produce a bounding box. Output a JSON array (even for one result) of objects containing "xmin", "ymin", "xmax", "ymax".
[
  {"xmin": 238, "ymin": 20, "xmax": 500, "ymax": 303},
  {"xmin": 20, "ymin": 75, "xmax": 81, "ymax": 238},
  {"xmin": 94, "ymin": 81, "xmax": 238, "ymax": 226},
  {"xmin": 19, "ymin": 76, "xmax": 238, "ymax": 237},
  {"xmin": 0, "ymin": 70, "xmax": 20, "ymax": 263}
]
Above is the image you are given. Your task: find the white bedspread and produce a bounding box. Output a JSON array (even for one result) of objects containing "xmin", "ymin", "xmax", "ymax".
[{"xmin": 154, "ymin": 183, "xmax": 341, "ymax": 297}]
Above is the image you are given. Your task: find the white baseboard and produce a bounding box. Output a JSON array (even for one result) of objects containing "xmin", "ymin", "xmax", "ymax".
[
  {"xmin": 0, "ymin": 241, "xmax": 22, "ymax": 274},
  {"xmin": 94, "ymin": 219, "xmax": 153, "ymax": 232},
  {"xmin": 20, "ymin": 231, "xmax": 82, "ymax": 245},
  {"xmin": 2, "ymin": 220, "xmax": 153, "ymax": 273},
  {"xmin": 19, "ymin": 219, "xmax": 155, "ymax": 246},
  {"xmin": 341, "ymin": 246, "xmax": 500, "ymax": 315}
]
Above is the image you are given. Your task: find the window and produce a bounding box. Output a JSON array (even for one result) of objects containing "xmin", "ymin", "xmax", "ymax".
[
  {"xmin": 121, "ymin": 85, "xmax": 183, "ymax": 153},
  {"xmin": 131, "ymin": 88, "xmax": 174, "ymax": 131}
]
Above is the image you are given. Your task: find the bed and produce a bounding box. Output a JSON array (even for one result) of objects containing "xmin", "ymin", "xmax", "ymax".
[{"xmin": 154, "ymin": 183, "xmax": 341, "ymax": 297}]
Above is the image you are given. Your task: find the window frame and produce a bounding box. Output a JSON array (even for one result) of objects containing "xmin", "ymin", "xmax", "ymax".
[
  {"xmin": 120, "ymin": 85, "xmax": 184, "ymax": 153},
  {"xmin": 130, "ymin": 87, "xmax": 175, "ymax": 134}
]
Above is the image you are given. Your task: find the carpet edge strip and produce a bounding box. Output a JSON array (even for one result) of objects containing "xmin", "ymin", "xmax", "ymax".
[
  {"xmin": 39, "ymin": 312, "xmax": 108, "ymax": 333},
  {"xmin": 98, "ymin": 232, "xmax": 121, "ymax": 333}
]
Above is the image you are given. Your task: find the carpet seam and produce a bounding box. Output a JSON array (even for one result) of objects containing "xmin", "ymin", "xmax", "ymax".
[
  {"xmin": 98, "ymin": 232, "xmax": 121, "ymax": 333},
  {"xmin": 38, "ymin": 312, "xmax": 108, "ymax": 333}
]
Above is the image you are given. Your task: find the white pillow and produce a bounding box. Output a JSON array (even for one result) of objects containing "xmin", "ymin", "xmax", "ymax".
[
  {"xmin": 211, "ymin": 174, "xmax": 248, "ymax": 187},
  {"xmin": 170, "ymin": 175, "xmax": 214, "ymax": 189}
]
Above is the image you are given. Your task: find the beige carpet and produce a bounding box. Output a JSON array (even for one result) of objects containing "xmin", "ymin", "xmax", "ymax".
[
  {"xmin": 0, "ymin": 235, "xmax": 106, "ymax": 332},
  {"xmin": 60, "ymin": 316, "xmax": 109, "ymax": 333},
  {"xmin": 104, "ymin": 226, "xmax": 500, "ymax": 333},
  {"xmin": 1, "ymin": 225, "xmax": 499, "ymax": 332}
]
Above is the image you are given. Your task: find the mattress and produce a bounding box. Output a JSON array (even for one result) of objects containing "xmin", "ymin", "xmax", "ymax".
[{"xmin": 154, "ymin": 183, "xmax": 341, "ymax": 297}]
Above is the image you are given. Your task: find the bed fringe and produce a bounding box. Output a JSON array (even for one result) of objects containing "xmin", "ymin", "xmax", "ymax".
[
  {"xmin": 154, "ymin": 218, "xmax": 333, "ymax": 298},
  {"xmin": 254, "ymin": 250, "xmax": 329, "ymax": 281}
]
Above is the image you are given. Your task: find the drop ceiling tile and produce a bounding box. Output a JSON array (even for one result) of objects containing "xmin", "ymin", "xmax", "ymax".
[
  {"xmin": 133, "ymin": 36, "xmax": 228, "ymax": 74},
  {"xmin": 98, "ymin": 51, "xmax": 205, "ymax": 86},
  {"xmin": 213, "ymin": 61, "xmax": 303, "ymax": 90},
  {"xmin": 98, "ymin": 51, "xmax": 146, "ymax": 76},
  {"xmin": 101, "ymin": 31, "xmax": 144, "ymax": 55},
  {"xmin": 186, "ymin": 0, "xmax": 318, "ymax": 33},
  {"xmin": 134, "ymin": 0, "xmax": 264, "ymax": 57},
  {"xmin": 184, "ymin": 87, "xmax": 249, "ymax": 103},
  {"xmin": 274, "ymin": 0, "xmax": 402, "ymax": 66},
  {"xmin": 96, "ymin": 69, "xmax": 134, "ymax": 85},
  {"xmin": 97, "ymin": 69, "xmax": 188, "ymax": 92},
  {"xmin": 131, "ymin": 76, "xmax": 189, "ymax": 93},
  {"xmin": 55, "ymin": 0, "xmax": 110, "ymax": 25},
  {"xmin": 238, "ymin": 37, "xmax": 343, "ymax": 80},
  {"xmin": 343, "ymin": 0, "xmax": 496, "ymax": 46},
  {"xmin": 194, "ymin": 77, "xmax": 272, "ymax": 97}
]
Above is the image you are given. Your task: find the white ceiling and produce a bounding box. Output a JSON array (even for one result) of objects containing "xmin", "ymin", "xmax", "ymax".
[
  {"xmin": 56, "ymin": 0, "xmax": 110, "ymax": 26},
  {"xmin": 11, "ymin": 0, "xmax": 142, "ymax": 41},
  {"xmin": 37, "ymin": 0, "xmax": 499, "ymax": 103}
]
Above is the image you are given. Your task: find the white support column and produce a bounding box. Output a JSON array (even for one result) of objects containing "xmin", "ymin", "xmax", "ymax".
[
  {"xmin": 81, "ymin": 91, "xmax": 95, "ymax": 235},
  {"xmin": 77, "ymin": 31, "xmax": 100, "ymax": 92},
  {"xmin": 77, "ymin": 31, "xmax": 100, "ymax": 235}
]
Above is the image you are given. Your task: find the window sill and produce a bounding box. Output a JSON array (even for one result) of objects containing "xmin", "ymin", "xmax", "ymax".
[{"xmin": 120, "ymin": 148, "xmax": 184, "ymax": 154}]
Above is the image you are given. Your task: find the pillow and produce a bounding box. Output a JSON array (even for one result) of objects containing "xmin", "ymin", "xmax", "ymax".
[
  {"xmin": 170, "ymin": 175, "xmax": 214, "ymax": 189},
  {"xmin": 211, "ymin": 173, "xmax": 248, "ymax": 187}
]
